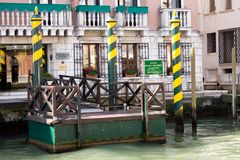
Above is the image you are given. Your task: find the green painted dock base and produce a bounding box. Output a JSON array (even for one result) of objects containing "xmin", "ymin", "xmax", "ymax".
[{"xmin": 27, "ymin": 111, "xmax": 166, "ymax": 153}]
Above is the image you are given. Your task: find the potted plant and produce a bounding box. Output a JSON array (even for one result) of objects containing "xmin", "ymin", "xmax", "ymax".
[
  {"xmin": 83, "ymin": 67, "xmax": 98, "ymax": 78},
  {"xmin": 125, "ymin": 69, "xmax": 137, "ymax": 77}
]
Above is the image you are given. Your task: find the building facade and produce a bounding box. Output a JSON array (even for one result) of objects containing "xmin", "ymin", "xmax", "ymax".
[
  {"xmin": 199, "ymin": 0, "xmax": 240, "ymax": 86},
  {"xmin": 0, "ymin": 0, "xmax": 203, "ymax": 91}
]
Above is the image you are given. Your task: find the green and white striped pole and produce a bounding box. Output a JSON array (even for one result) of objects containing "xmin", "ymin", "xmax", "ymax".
[
  {"xmin": 171, "ymin": 11, "xmax": 184, "ymax": 133},
  {"xmin": 107, "ymin": 18, "xmax": 117, "ymax": 106},
  {"xmin": 31, "ymin": 6, "xmax": 43, "ymax": 85}
]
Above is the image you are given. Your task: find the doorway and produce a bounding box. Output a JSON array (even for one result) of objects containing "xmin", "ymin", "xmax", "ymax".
[{"xmin": 11, "ymin": 57, "xmax": 19, "ymax": 83}]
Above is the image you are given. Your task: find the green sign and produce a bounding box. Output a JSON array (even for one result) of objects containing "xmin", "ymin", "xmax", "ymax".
[{"xmin": 144, "ymin": 60, "xmax": 163, "ymax": 75}]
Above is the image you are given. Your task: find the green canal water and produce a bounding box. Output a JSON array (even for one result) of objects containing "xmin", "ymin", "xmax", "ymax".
[{"xmin": 1, "ymin": 118, "xmax": 240, "ymax": 160}]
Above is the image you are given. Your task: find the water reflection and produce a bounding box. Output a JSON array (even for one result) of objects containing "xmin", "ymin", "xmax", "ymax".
[{"xmin": 1, "ymin": 118, "xmax": 240, "ymax": 160}]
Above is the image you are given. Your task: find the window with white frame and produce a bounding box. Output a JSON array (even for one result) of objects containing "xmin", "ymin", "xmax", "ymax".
[
  {"xmin": 173, "ymin": 0, "xmax": 181, "ymax": 8},
  {"xmin": 209, "ymin": 0, "xmax": 216, "ymax": 12},
  {"xmin": 225, "ymin": 0, "xmax": 232, "ymax": 10},
  {"xmin": 117, "ymin": 0, "xmax": 138, "ymax": 6},
  {"xmin": 32, "ymin": 0, "xmax": 53, "ymax": 4},
  {"xmin": 207, "ymin": 33, "xmax": 216, "ymax": 53},
  {"xmin": 79, "ymin": 0, "xmax": 100, "ymax": 5}
]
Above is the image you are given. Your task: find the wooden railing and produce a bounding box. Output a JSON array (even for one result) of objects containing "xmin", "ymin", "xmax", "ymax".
[
  {"xmin": 59, "ymin": 75, "xmax": 143, "ymax": 109},
  {"xmin": 141, "ymin": 83, "xmax": 165, "ymax": 111},
  {"xmin": 27, "ymin": 85, "xmax": 79, "ymax": 118},
  {"xmin": 99, "ymin": 81, "xmax": 142, "ymax": 109},
  {"xmin": 28, "ymin": 75, "xmax": 166, "ymax": 117},
  {"xmin": 59, "ymin": 75, "xmax": 101, "ymax": 105}
]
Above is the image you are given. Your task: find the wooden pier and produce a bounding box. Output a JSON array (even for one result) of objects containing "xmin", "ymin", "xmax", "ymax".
[{"xmin": 27, "ymin": 76, "xmax": 167, "ymax": 152}]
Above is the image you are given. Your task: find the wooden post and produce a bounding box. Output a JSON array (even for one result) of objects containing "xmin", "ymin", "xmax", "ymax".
[
  {"xmin": 232, "ymin": 47, "xmax": 237, "ymax": 119},
  {"xmin": 191, "ymin": 47, "xmax": 197, "ymax": 132},
  {"xmin": 77, "ymin": 87, "xmax": 82, "ymax": 148},
  {"xmin": 141, "ymin": 83, "xmax": 149, "ymax": 141},
  {"xmin": 52, "ymin": 86, "xmax": 57, "ymax": 118}
]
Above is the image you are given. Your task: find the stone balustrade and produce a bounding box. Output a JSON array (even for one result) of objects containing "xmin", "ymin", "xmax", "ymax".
[
  {"xmin": 76, "ymin": 5, "xmax": 110, "ymax": 36},
  {"xmin": 159, "ymin": 8, "xmax": 191, "ymax": 29},
  {"xmin": 0, "ymin": 3, "xmax": 73, "ymax": 36},
  {"xmin": 116, "ymin": 6, "xmax": 148, "ymax": 29}
]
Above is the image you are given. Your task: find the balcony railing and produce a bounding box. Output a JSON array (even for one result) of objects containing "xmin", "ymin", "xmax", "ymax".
[
  {"xmin": 116, "ymin": 6, "xmax": 148, "ymax": 29},
  {"xmin": 0, "ymin": 3, "xmax": 73, "ymax": 36},
  {"xmin": 76, "ymin": 5, "xmax": 110, "ymax": 35},
  {"xmin": 159, "ymin": 8, "xmax": 191, "ymax": 29}
]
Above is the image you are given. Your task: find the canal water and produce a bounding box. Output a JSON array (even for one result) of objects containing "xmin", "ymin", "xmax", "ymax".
[{"xmin": 1, "ymin": 118, "xmax": 240, "ymax": 160}]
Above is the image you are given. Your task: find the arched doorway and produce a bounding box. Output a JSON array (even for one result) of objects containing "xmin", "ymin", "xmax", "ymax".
[{"xmin": 11, "ymin": 57, "xmax": 19, "ymax": 83}]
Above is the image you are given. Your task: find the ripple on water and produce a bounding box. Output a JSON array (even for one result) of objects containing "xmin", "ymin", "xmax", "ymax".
[{"xmin": 0, "ymin": 118, "xmax": 240, "ymax": 160}]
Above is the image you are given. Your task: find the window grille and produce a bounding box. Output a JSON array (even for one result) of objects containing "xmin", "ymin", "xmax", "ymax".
[
  {"xmin": 207, "ymin": 33, "xmax": 216, "ymax": 53},
  {"xmin": 74, "ymin": 43, "xmax": 149, "ymax": 78},
  {"xmin": 219, "ymin": 29, "xmax": 234, "ymax": 64},
  {"xmin": 158, "ymin": 43, "xmax": 191, "ymax": 76},
  {"xmin": 73, "ymin": 43, "xmax": 83, "ymax": 76}
]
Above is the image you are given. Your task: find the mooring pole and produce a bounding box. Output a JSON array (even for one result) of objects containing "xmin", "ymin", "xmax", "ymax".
[
  {"xmin": 107, "ymin": 18, "xmax": 117, "ymax": 106},
  {"xmin": 0, "ymin": 50, "xmax": 6, "ymax": 87},
  {"xmin": 77, "ymin": 96, "xmax": 82, "ymax": 148},
  {"xmin": 191, "ymin": 47, "xmax": 197, "ymax": 132},
  {"xmin": 171, "ymin": 11, "xmax": 184, "ymax": 133},
  {"xmin": 141, "ymin": 83, "xmax": 149, "ymax": 141},
  {"xmin": 31, "ymin": 6, "xmax": 43, "ymax": 85},
  {"xmin": 232, "ymin": 47, "xmax": 237, "ymax": 119},
  {"xmin": 0, "ymin": 50, "xmax": 6, "ymax": 72}
]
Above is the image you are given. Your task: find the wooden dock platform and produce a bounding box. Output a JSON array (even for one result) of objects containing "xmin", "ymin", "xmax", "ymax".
[
  {"xmin": 26, "ymin": 77, "xmax": 167, "ymax": 152},
  {"xmin": 27, "ymin": 110, "xmax": 166, "ymax": 153}
]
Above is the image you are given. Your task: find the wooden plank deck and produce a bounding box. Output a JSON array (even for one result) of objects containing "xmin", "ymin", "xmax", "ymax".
[{"xmin": 27, "ymin": 110, "xmax": 167, "ymax": 125}]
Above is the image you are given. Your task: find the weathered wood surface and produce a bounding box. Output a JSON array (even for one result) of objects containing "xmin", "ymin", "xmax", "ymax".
[
  {"xmin": 27, "ymin": 110, "xmax": 166, "ymax": 125},
  {"xmin": 28, "ymin": 75, "xmax": 166, "ymax": 121},
  {"xmin": 27, "ymin": 85, "xmax": 80, "ymax": 118}
]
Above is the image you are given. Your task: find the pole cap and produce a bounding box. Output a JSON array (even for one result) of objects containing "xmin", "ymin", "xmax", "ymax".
[
  {"xmin": 31, "ymin": 6, "xmax": 42, "ymax": 20},
  {"xmin": 170, "ymin": 10, "xmax": 180, "ymax": 23}
]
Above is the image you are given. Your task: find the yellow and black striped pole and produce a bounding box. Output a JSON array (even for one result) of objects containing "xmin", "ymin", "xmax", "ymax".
[
  {"xmin": 0, "ymin": 50, "xmax": 6, "ymax": 87},
  {"xmin": 107, "ymin": 18, "xmax": 117, "ymax": 106},
  {"xmin": 171, "ymin": 11, "xmax": 184, "ymax": 133},
  {"xmin": 0, "ymin": 50, "xmax": 6, "ymax": 90},
  {"xmin": 0, "ymin": 50, "xmax": 6, "ymax": 73},
  {"xmin": 31, "ymin": 6, "xmax": 43, "ymax": 85}
]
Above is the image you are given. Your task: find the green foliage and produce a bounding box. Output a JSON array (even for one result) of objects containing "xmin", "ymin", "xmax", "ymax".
[
  {"xmin": 83, "ymin": 67, "xmax": 98, "ymax": 76},
  {"xmin": 43, "ymin": 72, "xmax": 54, "ymax": 78},
  {"xmin": 126, "ymin": 69, "xmax": 137, "ymax": 75},
  {"xmin": 88, "ymin": 70, "xmax": 98, "ymax": 75}
]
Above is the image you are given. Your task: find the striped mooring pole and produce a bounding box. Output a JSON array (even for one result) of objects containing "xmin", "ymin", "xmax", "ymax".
[
  {"xmin": 31, "ymin": 6, "xmax": 43, "ymax": 85},
  {"xmin": 171, "ymin": 11, "xmax": 184, "ymax": 133},
  {"xmin": 107, "ymin": 18, "xmax": 117, "ymax": 106},
  {"xmin": 0, "ymin": 50, "xmax": 6, "ymax": 73},
  {"xmin": 0, "ymin": 50, "xmax": 6, "ymax": 89}
]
